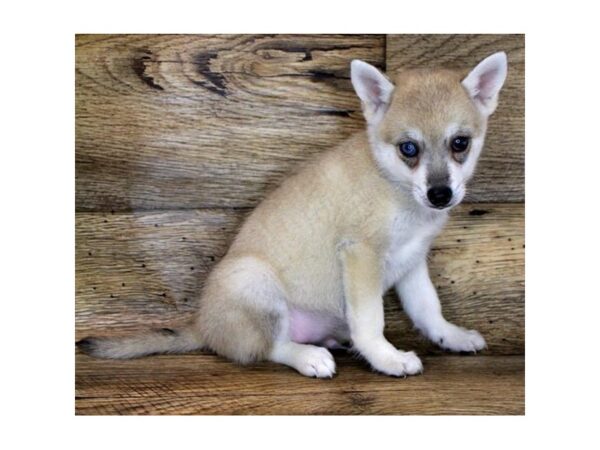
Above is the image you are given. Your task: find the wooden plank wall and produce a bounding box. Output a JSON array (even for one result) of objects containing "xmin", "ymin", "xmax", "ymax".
[
  {"xmin": 76, "ymin": 35, "xmax": 384, "ymax": 211},
  {"xmin": 76, "ymin": 34, "xmax": 524, "ymax": 355}
]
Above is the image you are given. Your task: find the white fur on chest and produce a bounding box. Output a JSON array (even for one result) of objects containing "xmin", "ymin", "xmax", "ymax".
[{"xmin": 382, "ymin": 210, "xmax": 447, "ymax": 289}]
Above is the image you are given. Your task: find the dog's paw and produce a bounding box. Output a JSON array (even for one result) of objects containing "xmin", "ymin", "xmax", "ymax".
[
  {"xmin": 370, "ymin": 349, "xmax": 423, "ymax": 377},
  {"xmin": 295, "ymin": 346, "xmax": 336, "ymax": 378},
  {"xmin": 432, "ymin": 323, "xmax": 486, "ymax": 353}
]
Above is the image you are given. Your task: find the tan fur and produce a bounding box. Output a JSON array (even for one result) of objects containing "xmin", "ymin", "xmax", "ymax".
[
  {"xmin": 380, "ymin": 69, "xmax": 484, "ymax": 146},
  {"xmin": 78, "ymin": 54, "xmax": 507, "ymax": 377},
  {"xmin": 196, "ymin": 132, "xmax": 399, "ymax": 361}
]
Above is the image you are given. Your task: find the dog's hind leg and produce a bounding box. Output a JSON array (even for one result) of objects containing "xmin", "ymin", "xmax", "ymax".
[
  {"xmin": 198, "ymin": 255, "xmax": 336, "ymax": 378},
  {"xmin": 269, "ymin": 340, "xmax": 336, "ymax": 378}
]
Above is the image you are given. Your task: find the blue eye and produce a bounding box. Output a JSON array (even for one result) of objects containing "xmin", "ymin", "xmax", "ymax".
[{"xmin": 399, "ymin": 141, "xmax": 419, "ymax": 158}]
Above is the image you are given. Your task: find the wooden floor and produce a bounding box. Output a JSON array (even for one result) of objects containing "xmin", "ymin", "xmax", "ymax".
[{"xmin": 75, "ymin": 352, "xmax": 524, "ymax": 415}]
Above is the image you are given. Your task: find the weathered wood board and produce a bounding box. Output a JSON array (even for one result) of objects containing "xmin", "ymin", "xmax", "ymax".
[
  {"xmin": 76, "ymin": 34, "xmax": 523, "ymax": 211},
  {"xmin": 386, "ymin": 34, "xmax": 525, "ymax": 202},
  {"xmin": 76, "ymin": 203, "xmax": 524, "ymax": 355},
  {"xmin": 75, "ymin": 353, "xmax": 524, "ymax": 415},
  {"xmin": 76, "ymin": 34, "xmax": 384, "ymax": 211}
]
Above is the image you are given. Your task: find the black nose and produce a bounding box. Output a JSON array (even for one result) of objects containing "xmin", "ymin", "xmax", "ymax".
[{"xmin": 427, "ymin": 186, "xmax": 453, "ymax": 208}]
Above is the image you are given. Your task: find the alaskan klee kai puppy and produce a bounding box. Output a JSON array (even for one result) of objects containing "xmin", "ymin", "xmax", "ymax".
[{"xmin": 78, "ymin": 52, "xmax": 508, "ymax": 378}]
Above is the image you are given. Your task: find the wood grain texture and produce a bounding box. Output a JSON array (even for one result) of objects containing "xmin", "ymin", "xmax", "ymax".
[
  {"xmin": 76, "ymin": 34, "xmax": 523, "ymax": 211},
  {"xmin": 76, "ymin": 203, "xmax": 524, "ymax": 355},
  {"xmin": 76, "ymin": 34, "xmax": 384, "ymax": 211},
  {"xmin": 75, "ymin": 353, "xmax": 524, "ymax": 415},
  {"xmin": 386, "ymin": 34, "xmax": 524, "ymax": 202}
]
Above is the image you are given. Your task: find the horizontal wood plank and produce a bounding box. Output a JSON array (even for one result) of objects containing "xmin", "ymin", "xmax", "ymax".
[
  {"xmin": 76, "ymin": 34, "xmax": 384, "ymax": 211},
  {"xmin": 76, "ymin": 203, "xmax": 524, "ymax": 355},
  {"xmin": 386, "ymin": 34, "xmax": 524, "ymax": 202},
  {"xmin": 76, "ymin": 34, "xmax": 523, "ymax": 211},
  {"xmin": 75, "ymin": 353, "xmax": 524, "ymax": 415}
]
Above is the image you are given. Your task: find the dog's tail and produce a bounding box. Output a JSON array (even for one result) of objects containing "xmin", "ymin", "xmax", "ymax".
[{"xmin": 76, "ymin": 322, "xmax": 203, "ymax": 359}]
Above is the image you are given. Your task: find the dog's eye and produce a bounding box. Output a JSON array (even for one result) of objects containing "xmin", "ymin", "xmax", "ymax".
[
  {"xmin": 451, "ymin": 136, "xmax": 470, "ymax": 152},
  {"xmin": 399, "ymin": 141, "xmax": 419, "ymax": 158}
]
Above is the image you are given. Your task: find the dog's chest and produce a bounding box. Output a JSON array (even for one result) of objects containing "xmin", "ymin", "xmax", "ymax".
[{"xmin": 382, "ymin": 212, "xmax": 446, "ymax": 288}]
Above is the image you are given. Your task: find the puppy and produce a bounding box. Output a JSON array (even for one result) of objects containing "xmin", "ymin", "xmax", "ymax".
[{"xmin": 78, "ymin": 52, "xmax": 508, "ymax": 378}]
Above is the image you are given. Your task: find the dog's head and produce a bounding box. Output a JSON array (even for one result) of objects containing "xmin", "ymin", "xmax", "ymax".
[{"xmin": 351, "ymin": 52, "xmax": 507, "ymax": 211}]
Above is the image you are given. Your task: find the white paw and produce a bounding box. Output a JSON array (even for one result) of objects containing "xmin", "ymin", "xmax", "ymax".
[
  {"xmin": 370, "ymin": 349, "xmax": 423, "ymax": 377},
  {"xmin": 295, "ymin": 346, "xmax": 336, "ymax": 378},
  {"xmin": 432, "ymin": 323, "xmax": 486, "ymax": 352}
]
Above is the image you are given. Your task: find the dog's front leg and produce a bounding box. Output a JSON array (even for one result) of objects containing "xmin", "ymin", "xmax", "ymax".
[
  {"xmin": 396, "ymin": 260, "xmax": 486, "ymax": 352},
  {"xmin": 340, "ymin": 242, "xmax": 423, "ymax": 377}
]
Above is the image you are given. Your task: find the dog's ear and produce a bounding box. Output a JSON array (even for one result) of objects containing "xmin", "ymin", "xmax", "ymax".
[
  {"xmin": 462, "ymin": 51, "xmax": 508, "ymax": 116},
  {"xmin": 351, "ymin": 60, "xmax": 394, "ymax": 125}
]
